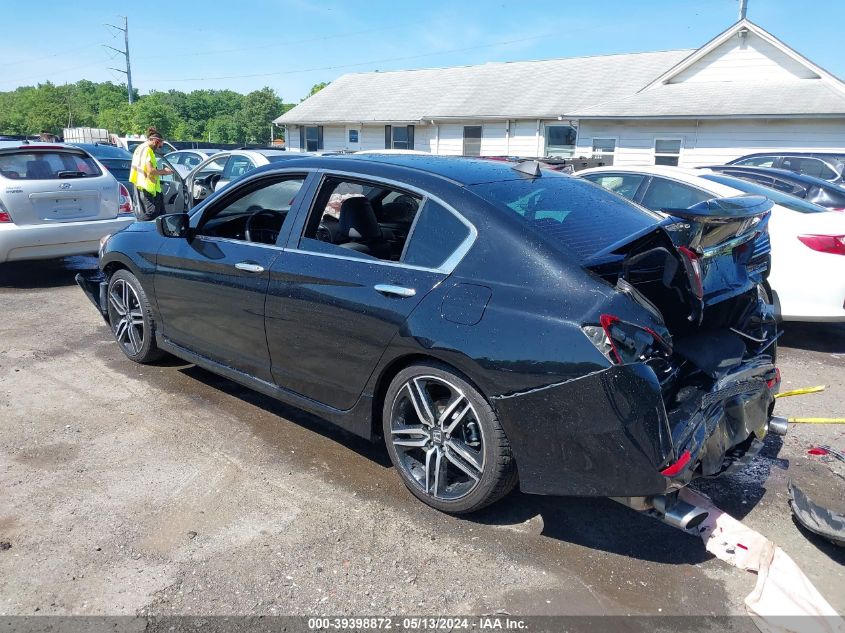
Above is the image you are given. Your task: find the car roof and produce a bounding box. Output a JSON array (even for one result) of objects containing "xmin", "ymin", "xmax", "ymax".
[
  {"xmin": 577, "ymin": 164, "xmax": 741, "ymax": 196},
  {"xmin": 706, "ymin": 165, "xmax": 843, "ymax": 189},
  {"xmin": 735, "ymin": 151, "xmax": 844, "ymax": 165},
  {"xmin": 68, "ymin": 142, "xmax": 131, "ymax": 158}
]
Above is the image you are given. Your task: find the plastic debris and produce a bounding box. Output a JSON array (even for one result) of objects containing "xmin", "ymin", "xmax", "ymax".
[
  {"xmin": 789, "ymin": 481, "xmax": 845, "ymax": 548},
  {"xmin": 679, "ymin": 488, "xmax": 844, "ymax": 633}
]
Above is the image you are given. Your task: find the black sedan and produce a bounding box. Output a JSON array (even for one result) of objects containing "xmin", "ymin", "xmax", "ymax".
[
  {"xmin": 704, "ymin": 164, "xmax": 845, "ymax": 211},
  {"xmin": 77, "ymin": 155, "xmax": 780, "ymax": 518}
]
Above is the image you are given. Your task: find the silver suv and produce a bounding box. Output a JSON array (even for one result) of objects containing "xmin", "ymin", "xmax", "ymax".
[{"xmin": 0, "ymin": 142, "xmax": 134, "ymax": 263}]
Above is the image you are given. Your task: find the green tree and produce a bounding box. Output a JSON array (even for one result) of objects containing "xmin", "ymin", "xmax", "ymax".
[
  {"xmin": 239, "ymin": 87, "xmax": 283, "ymax": 144},
  {"xmin": 305, "ymin": 82, "xmax": 329, "ymax": 99},
  {"xmin": 206, "ymin": 115, "xmax": 243, "ymax": 144},
  {"xmin": 131, "ymin": 92, "xmax": 179, "ymax": 137}
]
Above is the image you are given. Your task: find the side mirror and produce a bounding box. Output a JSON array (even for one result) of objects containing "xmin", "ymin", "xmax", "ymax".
[{"xmin": 156, "ymin": 213, "xmax": 190, "ymax": 238}]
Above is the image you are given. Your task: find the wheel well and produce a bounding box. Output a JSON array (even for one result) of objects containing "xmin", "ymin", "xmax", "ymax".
[
  {"xmin": 370, "ymin": 353, "xmax": 487, "ymax": 441},
  {"xmin": 102, "ymin": 261, "xmax": 129, "ymax": 279},
  {"xmin": 371, "ymin": 354, "xmax": 433, "ymax": 440}
]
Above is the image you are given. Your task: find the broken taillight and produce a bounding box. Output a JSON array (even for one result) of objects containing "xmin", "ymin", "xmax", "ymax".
[
  {"xmin": 677, "ymin": 246, "xmax": 704, "ymax": 299},
  {"xmin": 797, "ymin": 234, "xmax": 845, "ymax": 255},
  {"xmin": 583, "ymin": 314, "xmax": 671, "ymax": 364},
  {"xmin": 118, "ymin": 183, "xmax": 133, "ymax": 215},
  {"xmin": 660, "ymin": 450, "xmax": 691, "ymax": 477}
]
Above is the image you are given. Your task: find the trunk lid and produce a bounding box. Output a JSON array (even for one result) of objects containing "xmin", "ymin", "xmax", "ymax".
[
  {"xmin": 587, "ymin": 195, "xmax": 772, "ymax": 328},
  {"xmin": 0, "ymin": 146, "xmax": 120, "ymax": 225}
]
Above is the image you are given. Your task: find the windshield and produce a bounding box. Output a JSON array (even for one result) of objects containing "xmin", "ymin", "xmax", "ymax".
[
  {"xmin": 470, "ymin": 177, "xmax": 662, "ymax": 264},
  {"xmin": 700, "ymin": 174, "xmax": 826, "ymax": 214},
  {"xmin": 0, "ymin": 150, "xmax": 102, "ymax": 179}
]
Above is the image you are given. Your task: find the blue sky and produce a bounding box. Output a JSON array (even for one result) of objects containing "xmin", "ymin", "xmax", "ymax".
[{"xmin": 3, "ymin": 0, "xmax": 843, "ymax": 101}]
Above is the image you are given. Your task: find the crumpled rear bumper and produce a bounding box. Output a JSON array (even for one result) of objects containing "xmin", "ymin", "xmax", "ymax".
[
  {"xmin": 75, "ymin": 271, "xmax": 108, "ymax": 321},
  {"xmin": 491, "ymin": 359, "xmax": 775, "ymax": 498}
]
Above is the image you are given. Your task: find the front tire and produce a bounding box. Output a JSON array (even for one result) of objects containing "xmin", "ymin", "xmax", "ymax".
[
  {"xmin": 383, "ymin": 362, "xmax": 518, "ymax": 514},
  {"xmin": 106, "ymin": 269, "xmax": 164, "ymax": 363}
]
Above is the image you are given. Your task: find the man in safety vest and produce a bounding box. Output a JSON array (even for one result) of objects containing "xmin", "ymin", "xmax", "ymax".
[{"xmin": 129, "ymin": 127, "xmax": 174, "ymax": 221}]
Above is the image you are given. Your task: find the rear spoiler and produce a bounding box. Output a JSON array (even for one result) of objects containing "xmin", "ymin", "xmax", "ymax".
[{"xmin": 663, "ymin": 195, "xmax": 773, "ymax": 221}]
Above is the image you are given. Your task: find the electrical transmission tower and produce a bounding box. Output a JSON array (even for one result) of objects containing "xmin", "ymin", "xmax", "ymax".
[{"xmin": 104, "ymin": 16, "xmax": 134, "ymax": 104}]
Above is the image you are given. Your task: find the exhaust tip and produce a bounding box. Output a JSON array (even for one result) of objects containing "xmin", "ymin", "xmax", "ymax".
[
  {"xmin": 769, "ymin": 416, "xmax": 789, "ymax": 436},
  {"xmin": 664, "ymin": 500, "xmax": 709, "ymax": 531}
]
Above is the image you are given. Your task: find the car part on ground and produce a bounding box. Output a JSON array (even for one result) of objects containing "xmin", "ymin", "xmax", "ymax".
[
  {"xmin": 77, "ymin": 154, "xmax": 781, "ymax": 513},
  {"xmin": 0, "ymin": 142, "xmax": 133, "ymax": 263},
  {"xmin": 788, "ymin": 481, "xmax": 845, "ymax": 547}
]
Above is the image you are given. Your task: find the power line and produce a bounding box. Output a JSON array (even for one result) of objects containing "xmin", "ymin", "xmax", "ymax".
[
  {"xmin": 103, "ymin": 16, "xmax": 133, "ymax": 104},
  {"xmin": 5, "ymin": 43, "xmax": 100, "ymax": 66},
  {"xmin": 138, "ymin": 32, "xmax": 559, "ymax": 83}
]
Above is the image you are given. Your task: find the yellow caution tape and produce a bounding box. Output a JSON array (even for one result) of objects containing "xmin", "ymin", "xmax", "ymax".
[
  {"xmin": 775, "ymin": 385, "xmax": 826, "ymax": 399},
  {"xmin": 787, "ymin": 418, "xmax": 845, "ymax": 424}
]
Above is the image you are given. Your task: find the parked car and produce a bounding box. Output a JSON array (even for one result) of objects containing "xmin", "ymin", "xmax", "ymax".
[
  {"xmin": 578, "ymin": 165, "xmax": 845, "ymax": 322},
  {"xmin": 183, "ymin": 149, "xmax": 304, "ymax": 207},
  {"xmin": 165, "ymin": 148, "xmax": 223, "ymax": 178},
  {"xmin": 68, "ymin": 142, "xmax": 132, "ymax": 186},
  {"xmin": 727, "ymin": 152, "xmax": 845, "ymax": 184},
  {"xmin": 0, "ymin": 142, "xmax": 134, "ymax": 263},
  {"xmin": 77, "ymin": 154, "xmax": 780, "ymax": 522},
  {"xmin": 703, "ymin": 165, "xmax": 845, "ymax": 211}
]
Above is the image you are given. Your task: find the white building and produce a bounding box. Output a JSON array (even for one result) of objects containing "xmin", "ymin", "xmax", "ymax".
[{"xmin": 275, "ymin": 20, "xmax": 845, "ymax": 167}]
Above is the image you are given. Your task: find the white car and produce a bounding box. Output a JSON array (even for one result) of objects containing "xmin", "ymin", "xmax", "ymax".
[
  {"xmin": 578, "ymin": 165, "xmax": 845, "ymax": 322},
  {"xmin": 0, "ymin": 142, "xmax": 134, "ymax": 263},
  {"xmin": 182, "ymin": 149, "xmax": 301, "ymax": 208},
  {"xmin": 164, "ymin": 148, "xmax": 224, "ymax": 178}
]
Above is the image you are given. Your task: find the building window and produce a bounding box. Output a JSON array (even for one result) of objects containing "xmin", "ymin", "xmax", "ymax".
[
  {"xmin": 463, "ymin": 126, "xmax": 482, "ymax": 156},
  {"xmin": 384, "ymin": 125, "xmax": 415, "ymax": 150},
  {"xmin": 591, "ymin": 138, "xmax": 616, "ymax": 166},
  {"xmin": 545, "ymin": 125, "xmax": 577, "ymax": 158},
  {"xmin": 299, "ymin": 126, "xmax": 323, "ymax": 151},
  {"xmin": 348, "ymin": 129, "xmax": 359, "ymax": 144},
  {"xmin": 654, "ymin": 139, "xmax": 682, "ymax": 166}
]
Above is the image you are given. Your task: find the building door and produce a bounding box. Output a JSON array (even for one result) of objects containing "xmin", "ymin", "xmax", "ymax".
[{"xmin": 346, "ymin": 126, "xmax": 361, "ymax": 150}]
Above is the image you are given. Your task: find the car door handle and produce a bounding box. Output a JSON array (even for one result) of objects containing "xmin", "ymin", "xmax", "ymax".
[
  {"xmin": 374, "ymin": 284, "xmax": 416, "ymax": 298},
  {"xmin": 235, "ymin": 262, "xmax": 265, "ymax": 273}
]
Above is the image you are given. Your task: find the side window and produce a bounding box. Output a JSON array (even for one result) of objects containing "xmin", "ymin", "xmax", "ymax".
[
  {"xmin": 787, "ymin": 157, "xmax": 836, "ymax": 180},
  {"xmin": 736, "ymin": 156, "xmax": 777, "ymax": 168},
  {"xmin": 223, "ymin": 156, "xmax": 255, "ymax": 180},
  {"xmin": 582, "ymin": 173, "xmax": 644, "ymax": 200},
  {"xmin": 195, "ymin": 176, "xmax": 305, "ymax": 244},
  {"xmin": 299, "ymin": 177, "xmax": 425, "ymax": 262},
  {"xmin": 640, "ymin": 178, "xmax": 713, "ymax": 212},
  {"xmin": 166, "ymin": 153, "xmax": 182, "ymax": 165},
  {"xmin": 182, "ymin": 153, "xmax": 203, "ymax": 169},
  {"xmin": 403, "ymin": 200, "xmax": 471, "ymax": 269},
  {"xmin": 196, "ymin": 156, "xmax": 228, "ymax": 178}
]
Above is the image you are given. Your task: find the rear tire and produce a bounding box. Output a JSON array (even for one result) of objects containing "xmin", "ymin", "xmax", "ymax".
[
  {"xmin": 383, "ymin": 362, "xmax": 518, "ymax": 514},
  {"xmin": 106, "ymin": 269, "xmax": 165, "ymax": 364}
]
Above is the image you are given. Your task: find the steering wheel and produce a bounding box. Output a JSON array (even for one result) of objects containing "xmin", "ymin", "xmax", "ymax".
[{"xmin": 245, "ymin": 208, "xmax": 283, "ymax": 244}]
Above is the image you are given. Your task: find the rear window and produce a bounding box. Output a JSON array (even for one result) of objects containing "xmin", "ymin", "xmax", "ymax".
[
  {"xmin": 0, "ymin": 151, "xmax": 102, "ymax": 180},
  {"xmin": 470, "ymin": 177, "xmax": 661, "ymax": 263},
  {"xmin": 701, "ymin": 174, "xmax": 826, "ymax": 214}
]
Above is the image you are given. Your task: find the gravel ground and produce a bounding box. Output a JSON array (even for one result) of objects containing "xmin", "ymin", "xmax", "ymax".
[{"xmin": 0, "ymin": 257, "xmax": 842, "ymax": 622}]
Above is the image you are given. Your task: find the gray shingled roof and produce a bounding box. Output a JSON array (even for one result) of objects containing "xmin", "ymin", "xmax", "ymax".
[
  {"xmin": 570, "ymin": 79, "xmax": 845, "ymax": 118},
  {"xmin": 275, "ymin": 49, "xmax": 692, "ymax": 124}
]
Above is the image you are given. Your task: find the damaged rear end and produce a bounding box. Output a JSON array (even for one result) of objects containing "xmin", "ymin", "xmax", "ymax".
[{"xmin": 583, "ymin": 195, "xmax": 779, "ymax": 521}]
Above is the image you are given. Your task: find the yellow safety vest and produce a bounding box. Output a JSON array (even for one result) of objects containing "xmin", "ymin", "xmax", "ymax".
[{"xmin": 129, "ymin": 142, "xmax": 161, "ymax": 195}]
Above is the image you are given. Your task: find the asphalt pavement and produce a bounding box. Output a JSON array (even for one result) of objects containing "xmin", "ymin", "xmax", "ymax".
[{"xmin": 0, "ymin": 257, "xmax": 842, "ymax": 622}]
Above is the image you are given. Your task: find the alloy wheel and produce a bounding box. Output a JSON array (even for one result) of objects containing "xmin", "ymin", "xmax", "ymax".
[
  {"xmin": 108, "ymin": 278, "xmax": 145, "ymax": 356},
  {"xmin": 389, "ymin": 375, "xmax": 486, "ymax": 501}
]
